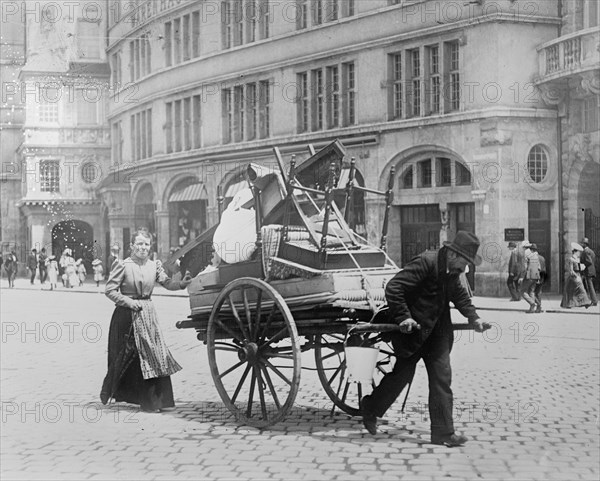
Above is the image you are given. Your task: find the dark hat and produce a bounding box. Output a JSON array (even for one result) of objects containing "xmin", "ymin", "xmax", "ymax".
[
  {"xmin": 443, "ymin": 231, "xmax": 482, "ymax": 266},
  {"xmin": 508, "ymin": 241, "xmax": 517, "ymax": 248},
  {"xmin": 581, "ymin": 237, "xmax": 589, "ymax": 245},
  {"xmin": 530, "ymin": 243, "xmax": 538, "ymax": 251}
]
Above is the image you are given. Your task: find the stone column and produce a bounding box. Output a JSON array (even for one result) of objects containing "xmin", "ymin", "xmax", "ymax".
[{"xmin": 155, "ymin": 210, "xmax": 170, "ymax": 259}]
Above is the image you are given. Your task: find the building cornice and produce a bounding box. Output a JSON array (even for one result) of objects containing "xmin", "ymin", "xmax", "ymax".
[{"xmin": 106, "ymin": 106, "xmax": 558, "ymax": 177}]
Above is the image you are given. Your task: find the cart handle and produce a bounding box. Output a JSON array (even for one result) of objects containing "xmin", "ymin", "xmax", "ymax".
[{"xmin": 349, "ymin": 322, "xmax": 475, "ymax": 334}]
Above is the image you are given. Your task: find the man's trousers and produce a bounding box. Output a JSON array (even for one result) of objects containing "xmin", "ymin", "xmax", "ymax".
[{"xmin": 363, "ymin": 330, "xmax": 454, "ymax": 437}]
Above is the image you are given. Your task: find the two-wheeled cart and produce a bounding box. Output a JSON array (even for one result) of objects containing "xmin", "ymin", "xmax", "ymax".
[{"xmin": 175, "ymin": 141, "xmax": 473, "ymax": 428}]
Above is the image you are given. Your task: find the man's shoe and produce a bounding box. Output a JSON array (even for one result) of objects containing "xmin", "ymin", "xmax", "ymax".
[
  {"xmin": 431, "ymin": 432, "xmax": 468, "ymax": 447},
  {"xmin": 526, "ymin": 305, "xmax": 535, "ymax": 314},
  {"xmin": 360, "ymin": 397, "xmax": 377, "ymax": 435},
  {"xmin": 535, "ymin": 305, "xmax": 542, "ymax": 313}
]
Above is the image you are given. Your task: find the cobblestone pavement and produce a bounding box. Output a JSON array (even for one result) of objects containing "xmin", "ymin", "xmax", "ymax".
[{"xmin": 1, "ymin": 286, "xmax": 598, "ymax": 481}]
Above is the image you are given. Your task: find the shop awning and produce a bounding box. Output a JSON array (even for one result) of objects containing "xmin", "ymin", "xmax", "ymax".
[{"xmin": 169, "ymin": 183, "xmax": 207, "ymax": 203}]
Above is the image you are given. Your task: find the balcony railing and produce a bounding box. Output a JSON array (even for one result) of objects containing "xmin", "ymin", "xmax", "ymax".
[{"xmin": 538, "ymin": 27, "xmax": 599, "ymax": 81}]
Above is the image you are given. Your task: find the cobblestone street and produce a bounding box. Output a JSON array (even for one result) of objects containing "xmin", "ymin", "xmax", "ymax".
[{"xmin": 1, "ymin": 285, "xmax": 598, "ymax": 480}]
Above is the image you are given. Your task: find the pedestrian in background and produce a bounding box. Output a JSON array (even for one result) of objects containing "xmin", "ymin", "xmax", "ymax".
[
  {"xmin": 76, "ymin": 259, "xmax": 87, "ymax": 286},
  {"xmin": 4, "ymin": 250, "xmax": 17, "ymax": 288},
  {"xmin": 59, "ymin": 249, "xmax": 69, "ymax": 286},
  {"xmin": 63, "ymin": 250, "xmax": 78, "ymax": 288},
  {"xmin": 38, "ymin": 247, "xmax": 48, "ymax": 285},
  {"xmin": 100, "ymin": 228, "xmax": 192, "ymax": 413},
  {"xmin": 561, "ymin": 242, "xmax": 591, "ymax": 309},
  {"xmin": 532, "ymin": 244, "xmax": 546, "ymax": 313},
  {"xmin": 506, "ymin": 241, "xmax": 522, "ymax": 301},
  {"xmin": 519, "ymin": 241, "xmax": 541, "ymax": 313},
  {"xmin": 360, "ymin": 231, "xmax": 491, "ymax": 446},
  {"xmin": 92, "ymin": 259, "xmax": 104, "ymax": 287},
  {"xmin": 27, "ymin": 249, "xmax": 38, "ymax": 284},
  {"xmin": 46, "ymin": 255, "xmax": 58, "ymax": 290},
  {"xmin": 580, "ymin": 237, "xmax": 597, "ymax": 306}
]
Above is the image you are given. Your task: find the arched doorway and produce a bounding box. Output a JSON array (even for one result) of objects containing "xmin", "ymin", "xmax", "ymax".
[
  {"xmin": 167, "ymin": 177, "xmax": 208, "ymax": 249},
  {"xmin": 51, "ymin": 220, "xmax": 94, "ymax": 270},
  {"xmin": 134, "ymin": 184, "xmax": 156, "ymax": 239}
]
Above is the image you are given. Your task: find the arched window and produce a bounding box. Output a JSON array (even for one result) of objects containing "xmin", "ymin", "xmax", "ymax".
[
  {"xmin": 81, "ymin": 162, "xmax": 99, "ymax": 183},
  {"xmin": 527, "ymin": 145, "xmax": 549, "ymax": 183}
]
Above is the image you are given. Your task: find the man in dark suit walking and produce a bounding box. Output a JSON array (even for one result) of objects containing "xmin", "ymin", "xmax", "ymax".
[
  {"xmin": 580, "ymin": 237, "xmax": 597, "ymax": 306},
  {"xmin": 507, "ymin": 241, "xmax": 522, "ymax": 301},
  {"xmin": 361, "ymin": 231, "xmax": 491, "ymax": 446}
]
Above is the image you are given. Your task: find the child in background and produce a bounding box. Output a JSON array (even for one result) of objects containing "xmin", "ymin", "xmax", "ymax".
[
  {"xmin": 76, "ymin": 258, "xmax": 87, "ymax": 286},
  {"xmin": 92, "ymin": 259, "xmax": 104, "ymax": 287},
  {"xmin": 46, "ymin": 255, "xmax": 59, "ymax": 290}
]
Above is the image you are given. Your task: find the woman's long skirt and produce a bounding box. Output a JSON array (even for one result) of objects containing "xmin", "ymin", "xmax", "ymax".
[
  {"xmin": 100, "ymin": 306, "xmax": 175, "ymax": 411},
  {"xmin": 561, "ymin": 273, "xmax": 591, "ymax": 308}
]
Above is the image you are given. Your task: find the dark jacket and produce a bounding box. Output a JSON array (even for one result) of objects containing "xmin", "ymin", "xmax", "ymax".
[
  {"xmin": 385, "ymin": 249, "xmax": 480, "ymax": 358},
  {"xmin": 508, "ymin": 249, "xmax": 522, "ymax": 277},
  {"xmin": 538, "ymin": 254, "xmax": 547, "ymax": 283},
  {"xmin": 581, "ymin": 247, "xmax": 596, "ymax": 277},
  {"xmin": 27, "ymin": 253, "xmax": 37, "ymax": 270}
]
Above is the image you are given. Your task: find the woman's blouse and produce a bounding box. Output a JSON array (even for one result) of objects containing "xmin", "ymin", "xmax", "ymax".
[{"xmin": 106, "ymin": 258, "xmax": 181, "ymax": 309}]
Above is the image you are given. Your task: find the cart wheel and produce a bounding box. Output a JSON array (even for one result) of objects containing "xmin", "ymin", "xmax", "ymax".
[
  {"xmin": 314, "ymin": 333, "xmax": 396, "ymax": 416},
  {"xmin": 207, "ymin": 277, "xmax": 301, "ymax": 428}
]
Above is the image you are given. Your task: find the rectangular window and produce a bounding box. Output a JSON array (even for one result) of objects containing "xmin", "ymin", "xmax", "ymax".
[
  {"xmin": 418, "ymin": 159, "xmax": 432, "ymax": 188},
  {"xmin": 327, "ymin": 0, "xmax": 339, "ymax": 21},
  {"xmin": 165, "ymin": 21, "xmax": 172, "ymax": 66},
  {"xmin": 390, "ymin": 53, "xmax": 402, "ymax": 120},
  {"xmin": 38, "ymin": 87, "xmax": 59, "ymax": 123},
  {"xmin": 112, "ymin": 121, "xmax": 123, "ymax": 163},
  {"xmin": 247, "ymin": 1, "xmax": 256, "ymax": 43},
  {"xmin": 437, "ymin": 157, "xmax": 452, "ymax": 186},
  {"xmin": 174, "ymin": 100, "xmax": 182, "ymax": 152},
  {"xmin": 312, "ymin": 69, "xmax": 324, "ymax": 130},
  {"xmin": 298, "ymin": 72, "xmax": 309, "ymax": 133},
  {"xmin": 259, "ymin": 0, "xmax": 270, "ymax": 39},
  {"xmin": 343, "ymin": 62, "xmax": 356, "ymax": 125},
  {"xmin": 129, "ymin": 41, "xmax": 136, "ymax": 82},
  {"xmin": 111, "ymin": 52, "xmax": 121, "ymax": 89},
  {"xmin": 165, "ymin": 102, "xmax": 173, "ymax": 153},
  {"xmin": 427, "ymin": 45, "xmax": 440, "ymax": 114},
  {"xmin": 174, "ymin": 18, "xmax": 182, "ymax": 64},
  {"xmin": 130, "ymin": 116, "xmax": 136, "ymax": 159},
  {"xmin": 259, "ymin": 80, "xmax": 271, "ymax": 138},
  {"xmin": 234, "ymin": 86, "xmax": 245, "ymax": 141},
  {"xmin": 146, "ymin": 110, "xmax": 152, "ymax": 157},
  {"xmin": 297, "ymin": 0, "xmax": 308, "ymax": 29},
  {"xmin": 446, "ymin": 41, "xmax": 460, "ymax": 112},
  {"xmin": 183, "ymin": 97, "xmax": 192, "ymax": 150},
  {"xmin": 408, "ymin": 49, "xmax": 421, "ymax": 117},
  {"xmin": 192, "ymin": 11, "xmax": 201, "ymax": 57},
  {"xmin": 222, "ymin": 88, "xmax": 233, "ymax": 143},
  {"xmin": 246, "ymin": 83, "xmax": 257, "ymax": 140},
  {"xmin": 313, "ymin": 0, "xmax": 324, "ymax": 25},
  {"xmin": 326, "ymin": 65, "xmax": 339, "ymax": 128},
  {"xmin": 223, "ymin": 0, "xmax": 233, "ymax": 49},
  {"xmin": 182, "ymin": 14, "xmax": 190, "ymax": 62},
  {"xmin": 40, "ymin": 160, "xmax": 60, "ymax": 193},
  {"xmin": 192, "ymin": 95, "xmax": 202, "ymax": 148},
  {"xmin": 343, "ymin": 0, "xmax": 355, "ymax": 16},
  {"xmin": 234, "ymin": 0, "xmax": 244, "ymax": 46}
]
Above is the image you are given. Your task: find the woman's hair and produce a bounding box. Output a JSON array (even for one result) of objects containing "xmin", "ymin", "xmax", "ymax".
[{"xmin": 131, "ymin": 227, "xmax": 153, "ymax": 244}]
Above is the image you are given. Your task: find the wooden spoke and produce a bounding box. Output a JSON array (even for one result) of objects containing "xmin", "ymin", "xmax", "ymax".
[
  {"xmin": 227, "ymin": 294, "xmax": 250, "ymax": 340},
  {"xmin": 214, "ymin": 342, "xmax": 240, "ymax": 352},
  {"xmin": 252, "ymin": 289, "xmax": 263, "ymax": 339},
  {"xmin": 231, "ymin": 364, "xmax": 252, "ymax": 404},
  {"xmin": 262, "ymin": 358, "xmax": 292, "ymax": 386},
  {"xmin": 219, "ymin": 360, "xmax": 246, "ymax": 380},
  {"xmin": 214, "ymin": 318, "xmax": 243, "ymax": 343},
  {"xmin": 260, "ymin": 363, "xmax": 281, "ymax": 409},
  {"xmin": 242, "ymin": 289, "xmax": 253, "ymax": 337},
  {"xmin": 246, "ymin": 371, "xmax": 257, "ymax": 418},
  {"xmin": 254, "ymin": 366, "xmax": 269, "ymax": 421}
]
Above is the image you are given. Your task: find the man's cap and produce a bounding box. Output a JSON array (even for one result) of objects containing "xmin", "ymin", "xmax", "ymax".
[
  {"xmin": 581, "ymin": 237, "xmax": 589, "ymax": 245},
  {"xmin": 111, "ymin": 244, "xmax": 120, "ymax": 251},
  {"xmin": 522, "ymin": 241, "xmax": 533, "ymax": 249},
  {"xmin": 443, "ymin": 231, "xmax": 482, "ymax": 266},
  {"xmin": 530, "ymin": 243, "xmax": 538, "ymax": 251},
  {"xmin": 508, "ymin": 241, "xmax": 517, "ymax": 248}
]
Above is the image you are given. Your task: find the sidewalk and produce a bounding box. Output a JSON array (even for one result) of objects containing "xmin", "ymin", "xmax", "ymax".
[{"xmin": 2, "ymin": 277, "xmax": 598, "ymax": 316}]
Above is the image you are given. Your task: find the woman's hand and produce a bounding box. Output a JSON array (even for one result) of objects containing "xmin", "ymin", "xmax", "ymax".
[
  {"xmin": 131, "ymin": 300, "xmax": 143, "ymax": 311},
  {"xmin": 179, "ymin": 271, "xmax": 193, "ymax": 289}
]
